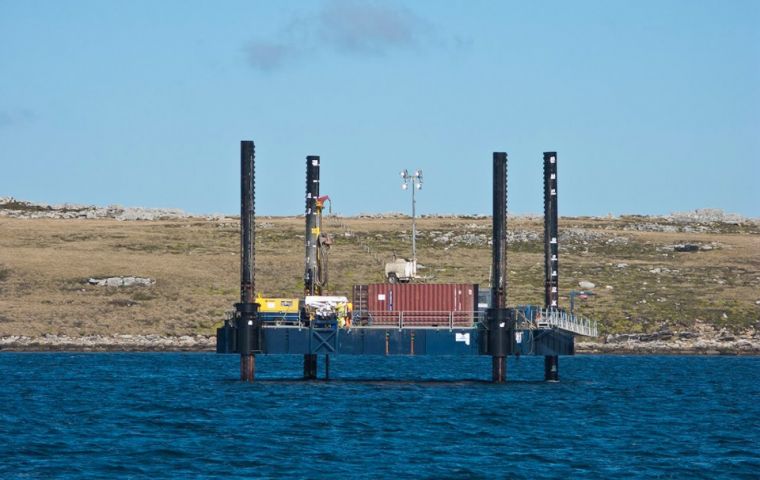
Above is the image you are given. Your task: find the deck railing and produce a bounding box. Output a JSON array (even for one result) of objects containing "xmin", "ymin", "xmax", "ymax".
[
  {"xmin": 362, "ymin": 308, "xmax": 597, "ymax": 337},
  {"xmin": 364, "ymin": 311, "xmax": 482, "ymax": 329}
]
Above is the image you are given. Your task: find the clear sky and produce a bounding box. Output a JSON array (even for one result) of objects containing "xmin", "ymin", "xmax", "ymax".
[{"xmin": 1, "ymin": 0, "xmax": 758, "ymax": 217}]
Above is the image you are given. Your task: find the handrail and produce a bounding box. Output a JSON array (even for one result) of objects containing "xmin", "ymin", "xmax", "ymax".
[
  {"xmin": 364, "ymin": 311, "xmax": 483, "ymax": 329},
  {"xmin": 354, "ymin": 308, "xmax": 598, "ymax": 336},
  {"xmin": 532, "ymin": 308, "xmax": 598, "ymax": 337}
]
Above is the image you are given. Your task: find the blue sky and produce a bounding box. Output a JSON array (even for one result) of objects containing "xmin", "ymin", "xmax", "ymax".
[{"xmin": 1, "ymin": 0, "xmax": 758, "ymax": 216}]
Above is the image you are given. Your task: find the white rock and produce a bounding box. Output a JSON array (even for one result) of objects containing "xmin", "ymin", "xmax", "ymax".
[
  {"xmin": 89, "ymin": 276, "xmax": 154, "ymax": 287},
  {"xmin": 579, "ymin": 281, "xmax": 595, "ymax": 289}
]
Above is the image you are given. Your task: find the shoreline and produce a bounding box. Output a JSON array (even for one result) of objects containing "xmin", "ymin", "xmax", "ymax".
[{"xmin": 1, "ymin": 334, "xmax": 758, "ymax": 355}]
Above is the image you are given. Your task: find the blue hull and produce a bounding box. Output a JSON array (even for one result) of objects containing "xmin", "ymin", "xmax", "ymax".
[{"xmin": 217, "ymin": 325, "xmax": 575, "ymax": 356}]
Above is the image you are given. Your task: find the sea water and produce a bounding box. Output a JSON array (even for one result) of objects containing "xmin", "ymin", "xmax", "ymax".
[{"xmin": 0, "ymin": 354, "xmax": 757, "ymax": 479}]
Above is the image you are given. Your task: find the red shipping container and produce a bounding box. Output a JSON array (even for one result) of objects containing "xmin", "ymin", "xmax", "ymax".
[{"xmin": 353, "ymin": 284, "xmax": 478, "ymax": 327}]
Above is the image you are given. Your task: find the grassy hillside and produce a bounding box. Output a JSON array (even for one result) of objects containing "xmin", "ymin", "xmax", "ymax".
[{"xmin": 0, "ymin": 215, "xmax": 757, "ymax": 338}]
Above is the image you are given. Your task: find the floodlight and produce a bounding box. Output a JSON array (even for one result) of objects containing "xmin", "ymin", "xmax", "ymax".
[{"xmin": 402, "ymin": 184, "xmax": 408, "ymax": 190}]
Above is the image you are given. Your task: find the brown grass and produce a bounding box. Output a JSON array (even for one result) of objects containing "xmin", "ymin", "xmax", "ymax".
[{"xmin": 0, "ymin": 216, "xmax": 757, "ymax": 336}]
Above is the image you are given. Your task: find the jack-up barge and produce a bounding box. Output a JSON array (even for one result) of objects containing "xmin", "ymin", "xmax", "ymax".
[{"xmin": 217, "ymin": 141, "xmax": 597, "ymax": 382}]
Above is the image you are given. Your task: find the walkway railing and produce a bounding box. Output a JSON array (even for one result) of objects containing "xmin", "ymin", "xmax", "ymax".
[
  {"xmin": 359, "ymin": 308, "xmax": 597, "ymax": 337},
  {"xmin": 520, "ymin": 308, "xmax": 598, "ymax": 337}
]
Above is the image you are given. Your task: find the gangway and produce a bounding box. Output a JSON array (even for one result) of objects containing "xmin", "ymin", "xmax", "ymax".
[{"xmin": 532, "ymin": 309, "xmax": 597, "ymax": 337}]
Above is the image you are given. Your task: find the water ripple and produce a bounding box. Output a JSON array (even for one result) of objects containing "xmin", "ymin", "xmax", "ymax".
[{"xmin": 0, "ymin": 354, "xmax": 757, "ymax": 478}]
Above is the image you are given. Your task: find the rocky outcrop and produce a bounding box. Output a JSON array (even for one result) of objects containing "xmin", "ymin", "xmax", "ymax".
[
  {"xmin": 0, "ymin": 334, "xmax": 215, "ymax": 352},
  {"xmin": 669, "ymin": 208, "xmax": 748, "ymax": 224},
  {"xmin": 0, "ymin": 197, "xmax": 224, "ymax": 221},
  {"xmin": 577, "ymin": 325, "xmax": 760, "ymax": 355},
  {"xmin": 88, "ymin": 277, "xmax": 155, "ymax": 287},
  {"xmin": 620, "ymin": 209, "xmax": 757, "ymax": 233}
]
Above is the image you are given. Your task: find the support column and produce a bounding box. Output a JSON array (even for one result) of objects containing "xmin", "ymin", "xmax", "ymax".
[
  {"xmin": 236, "ymin": 302, "xmax": 258, "ymax": 381},
  {"xmin": 303, "ymin": 156, "xmax": 320, "ymax": 381},
  {"xmin": 492, "ymin": 357, "xmax": 506, "ymax": 383},
  {"xmin": 543, "ymin": 152, "xmax": 559, "ymax": 309},
  {"xmin": 325, "ymin": 354, "xmax": 330, "ymax": 380},
  {"xmin": 240, "ymin": 354, "xmax": 255, "ymax": 382},
  {"xmin": 488, "ymin": 152, "xmax": 512, "ymax": 383},
  {"xmin": 543, "ymin": 151, "xmax": 560, "ymax": 382},
  {"xmin": 237, "ymin": 140, "xmax": 259, "ymax": 382},
  {"xmin": 544, "ymin": 355, "xmax": 559, "ymax": 382},
  {"xmin": 303, "ymin": 354, "xmax": 318, "ymax": 380},
  {"xmin": 304, "ymin": 156, "xmax": 320, "ymax": 297}
]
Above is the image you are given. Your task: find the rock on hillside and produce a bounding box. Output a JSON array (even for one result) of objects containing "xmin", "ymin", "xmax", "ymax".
[{"xmin": 0, "ymin": 196, "xmax": 224, "ymax": 221}]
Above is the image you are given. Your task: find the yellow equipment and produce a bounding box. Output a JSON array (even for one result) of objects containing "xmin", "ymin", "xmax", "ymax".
[{"xmin": 256, "ymin": 295, "xmax": 300, "ymax": 314}]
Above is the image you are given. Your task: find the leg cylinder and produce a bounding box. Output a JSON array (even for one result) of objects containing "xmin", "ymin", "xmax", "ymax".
[
  {"xmin": 240, "ymin": 354, "xmax": 255, "ymax": 382},
  {"xmin": 492, "ymin": 356, "xmax": 506, "ymax": 383},
  {"xmin": 544, "ymin": 355, "xmax": 559, "ymax": 382},
  {"xmin": 303, "ymin": 354, "xmax": 317, "ymax": 380}
]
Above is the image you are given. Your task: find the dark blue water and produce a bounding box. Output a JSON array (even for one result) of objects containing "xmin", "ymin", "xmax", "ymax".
[{"xmin": 0, "ymin": 354, "xmax": 757, "ymax": 479}]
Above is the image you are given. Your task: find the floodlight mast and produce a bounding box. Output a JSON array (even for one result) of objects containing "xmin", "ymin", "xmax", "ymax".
[{"xmin": 400, "ymin": 169, "xmax": 423, "ymax": 274}]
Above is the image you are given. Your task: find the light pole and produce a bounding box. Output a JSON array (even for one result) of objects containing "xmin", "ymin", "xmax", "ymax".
[
  {"xmin": 400, "ymin": 169, "xmax": 423, "ymax": 273},
  {"xmin": 569, "ymin": 290, "xmax": 594, "ymax": 315}
]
